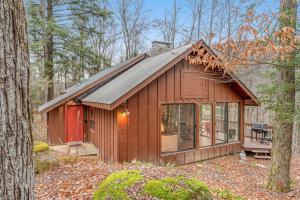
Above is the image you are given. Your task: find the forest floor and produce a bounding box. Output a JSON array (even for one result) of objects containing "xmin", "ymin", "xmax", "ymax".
[{"xmin": 34, "ymin": 153, "xmax": 300, "ymax": 200}]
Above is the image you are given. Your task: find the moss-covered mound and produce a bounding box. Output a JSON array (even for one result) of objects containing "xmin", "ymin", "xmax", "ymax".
[
  {"xmin": 93, "ymin": 170, "xmax": 143, "ymax": 200},
  {"xmin": 93, "ymin": 169, "xmax": 212, "ymax": 200},
  {"xmin": 144, "ymin": 176, "xmax": 212, "ymax": 200},
  {"xmin": 33, "ymin": 141, "xmax": 49, "ymax": 153}
]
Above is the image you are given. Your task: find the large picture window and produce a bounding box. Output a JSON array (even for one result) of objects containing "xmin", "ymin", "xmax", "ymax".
[
  {"xmin": 160, "ymin": 104, "xmax": 195, "ymax": 154},
  {"xmin": 215, "ymin": 103, "xmax": 240, "ymax": 144},
  {"xmin": 199, "ymin": 104, "xmax": 212, "ymax": 147}
]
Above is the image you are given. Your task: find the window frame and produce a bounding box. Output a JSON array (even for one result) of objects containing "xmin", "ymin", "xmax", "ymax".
[
  {"xmin": 215, "ymin": 102, "xmax": 228, "ymax": 145},
  {"xmin": 214, "ymin": 102, "xmax": 240, "ymax": 145},
  {"xmin": 160, "ymin": 103, "xmax": 196, "ymax": 155},
  {"xmin": 198, "ymin": 103, "xmax": 213, "ymax": 148},
  {"xmin": 228, "ymin": 102, "xmax": 240, "ymax": 143}
]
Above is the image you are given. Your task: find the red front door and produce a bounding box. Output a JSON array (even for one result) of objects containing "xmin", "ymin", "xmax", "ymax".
[{"xmin": 66, "ymin": 105, "xmax": 83, "ymax": 142}]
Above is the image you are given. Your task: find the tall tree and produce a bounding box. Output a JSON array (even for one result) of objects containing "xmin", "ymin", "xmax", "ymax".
[
  {"xmin": 208, "ymin": 0, "xmax": 218, "ymax": 45},
  {"xmin": 154, "ymin": 0, "xmax": 180, "ymax": 48},
  {"xmin": 0, "ymin": 0, "xmax": 34, "ymax": 199},
  {"xmin": 186, "ymin": 0, "xmax": 203, "ymax": 42},
  {"xmin": 44, "ymin": 0, "xmax": 54, "ymax": 101},
  {"xmin": 27, "ymin": 0, "xmax": 111, "ymax": 106},
  {"xmin": 64, "ymin": 0, "xmax": 110, "ymax": 83},
  {"xmin": 116, "ymin": 0, "xmax": 148, "ymax": 59},
  {"xmin": 267, "ymin": 0, "xmax": 297, "ymax": 192}
]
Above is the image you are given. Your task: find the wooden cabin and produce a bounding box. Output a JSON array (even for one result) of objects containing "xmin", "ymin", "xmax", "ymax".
[{"xmin": 39, "ymin": 40, "xmax": 259, "ymax": 165}]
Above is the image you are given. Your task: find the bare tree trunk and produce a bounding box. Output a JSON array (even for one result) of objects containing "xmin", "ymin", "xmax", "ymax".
[
  {"xmin": 208, "ymin": 0, "xmax": 217, "ymax": 45},
  {"xmin": 187, "ymin": 0, "xmax": 203, "ymax": 42},
  {"xmin": 0, "ymin": 0, "xmax": 34, "ymax": 199},
  {"xmin": 196, "ymin": 0, "xmax": 203, "ymax": 40},
  {"xmin": 267, "ymin": 0, "xmax": 297, "ymax": 192},
  {"xmin": 170, "ymin": 0, "xmax": 177, "ymax": 48},
  {"xmin": 118, "ymin": 0, "xmax": 147, "ymax": 60},
  {"xmin": 44, "ymin": 0, "xmax": 54, "ymax": 101}
]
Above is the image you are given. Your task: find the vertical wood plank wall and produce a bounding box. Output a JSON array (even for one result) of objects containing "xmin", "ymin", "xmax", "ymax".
[
  {"xmin": 47, "ymin": 105, "xmax": 65, "ymax": 144},
  {"xmin": 89, "ymin": 108, "xmax": 118, "ymax": 163},
  {"xmin": 117, "ymin": 60, "xmax": 244, "ymax": 164}
]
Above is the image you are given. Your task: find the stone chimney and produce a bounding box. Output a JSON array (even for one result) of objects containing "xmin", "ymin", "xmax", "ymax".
[{"xmin": 149, "ymin": 41, "xmax": 172, "ymax": 56}]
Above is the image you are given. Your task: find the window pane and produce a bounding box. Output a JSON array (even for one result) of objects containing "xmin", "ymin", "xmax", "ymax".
[
  {"xmin": 90, "ymin": 108, "xmax": 94, "ymax": 118},
  {"xmin": 161, "ymin": 104, "xmax": 195, "ymax": 153},
  {"xmin": 90, "ymin": 108, "xmax": 95, "ymax": 131},
  {"xmin": 215, "ymin": 103, "xmax": 227, "ymax": 144},
  {"xmin": 228, "ymin": 103, "xmax": 239, "ymax": 142},
  {"xmin": 161, "ymin": 105, "xmax": 179, "ymax": 153},
  {"xmin": 199, "ymin": 104, "xmax": 212, "ymax": 147},
  {"xmin": 90, "ymin": 120, "xmax": 95, "ymax": 130},
  {"xmin": 178, "ymin": 104, "xmax": 195, "ymax": 151}
]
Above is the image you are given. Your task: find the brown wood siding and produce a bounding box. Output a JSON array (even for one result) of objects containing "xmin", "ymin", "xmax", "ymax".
[
  {"xmin": 88, "ymin": 107, "xmax": 118, "ymax": 163},
  {"xmin": 160, "ymin": 143, "xmax": 242, "ymax": 165},
  {"xmin": 47, "ymin": 105, "xmax": 65, "ymax": 145},
  {"xmin": 117, "ymin": 60, "xmax": 245, "ymax": 164}
]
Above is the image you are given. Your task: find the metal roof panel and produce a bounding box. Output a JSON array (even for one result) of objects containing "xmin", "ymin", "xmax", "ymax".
[
  {"xmin": 38, "ymin": 54, "xmax": 146, "ymax": 112},
  {"xmin": 81, "ymin": 44, "xmax": 192, "ymax": 104}
]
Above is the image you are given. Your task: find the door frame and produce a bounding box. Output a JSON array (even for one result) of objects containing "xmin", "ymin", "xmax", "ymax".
[{"xmin": 65, "ymin": 104, "xmax": 84, "ymax": 143}]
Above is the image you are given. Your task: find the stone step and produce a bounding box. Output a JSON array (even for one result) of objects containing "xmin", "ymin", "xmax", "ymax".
[
  {"xmin": 251, "ymin": 149, "xmax": 271, "ymax": 154},
  {"xmin": 254, "ymin": 155, "xmax": 272, "ymax": 159}
]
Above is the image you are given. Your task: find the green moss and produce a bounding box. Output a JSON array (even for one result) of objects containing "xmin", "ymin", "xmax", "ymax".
[
  {"xmin": 34, "ymin": 158, "xmax": 59, "ymax": 174},
  {"xmin": 93, "ymin": 170, "xmax": 143, "ymax": 200},
  {"xmin": 33, "ymin": 141, "xmax": 49, "ymax": 153},
  {"xmin": 144, "ymin": 176, "xmax": 212, "ymax": 200},
  {"xmin": 183, "ymin": 177, "xmax": 212, "ymax": 199},
  {"xmin": 212, "ymin": 189, "xmax": 245, "ymax": 200}
]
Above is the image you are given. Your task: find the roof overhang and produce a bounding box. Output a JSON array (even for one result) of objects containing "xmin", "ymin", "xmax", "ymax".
[
  {"xmin": 197, "ymin": 41, "xmax": 259, "ymax": 106},
  {"xmin": 38, "ymin": 53, "xmax": 147, "ymax": 113},
  {"xmin": 228, "ymin": 72, "xmax": 259, "ymax": 106}
]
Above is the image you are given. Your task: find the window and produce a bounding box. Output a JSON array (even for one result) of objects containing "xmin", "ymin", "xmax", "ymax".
[
  {"xmin": 228, "ymin": 103, "xmax": 239, "ymax": 142},
  {"xmin": 160, "ymin": 104, "xmax": 195, "ymax": 154},
  {"xmin": 215, "ymin": 103, "xmax": 227, "ymax": 144},
  {"xmin": 89, "ymin": 108, "xmax": 95, "ymax": 131},
  {"xmin": 199, "ymin": 104, "xmax": 212, "ymax": 147},
  {"xmin": 215, "ymin": 103, "xmax": 240, "ymax": 144}
]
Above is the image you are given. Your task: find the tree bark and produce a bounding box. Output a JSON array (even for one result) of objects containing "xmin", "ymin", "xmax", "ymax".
[
  {"xmin": 267, "ymin": 0, "xmax": 297, "ymax": 192},
  {"xmin": 0, "ymin": 0, "xmax": 34, "ymax": 199},
  {"xmin": 44, "ymin": 0, "xmax": 54, "ymax": 101}
]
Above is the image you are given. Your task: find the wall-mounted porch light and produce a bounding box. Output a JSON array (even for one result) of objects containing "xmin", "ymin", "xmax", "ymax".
[{"xmin": 122, "ymin": 108, "xmax": 130, "ymax": 116}]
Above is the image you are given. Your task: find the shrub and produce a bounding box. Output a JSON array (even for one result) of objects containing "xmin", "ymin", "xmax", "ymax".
[
  {"xmin": 93, "ymin": 170, "xmax": 143, "ymax": 200},
  {"xmin": 34, "ymin": 158, "xmax": 59, "ymax": 174},
  {"xmin": 33, "ymin": 141, "xmax": 49, "ymax": 153},
  {"xmin": 144, "ymin": 176, "xmax": 212, "ymax": 200}
]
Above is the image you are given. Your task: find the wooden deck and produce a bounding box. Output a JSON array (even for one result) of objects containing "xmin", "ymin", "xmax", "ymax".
[{"xmin": 243, "ymin": 137, "xmax": 272, "ymax": 153}]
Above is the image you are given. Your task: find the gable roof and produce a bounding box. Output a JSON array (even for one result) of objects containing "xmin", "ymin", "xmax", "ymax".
[
  {"xmin": 38, "ymin": 53, "xmax": 147, "ymax": 113},
  {"xmin": 39, "ymin": 40, "xmax": 259, "ymax": 113},
  {"xmin": 81, "ymin": 44, "xmax": 193, "ymax": 109}
]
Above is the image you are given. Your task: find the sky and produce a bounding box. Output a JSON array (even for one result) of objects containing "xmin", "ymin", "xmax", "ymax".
[{"xmin": 141, "ymin": 0, "xmax": 281, "ymax": 48}]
